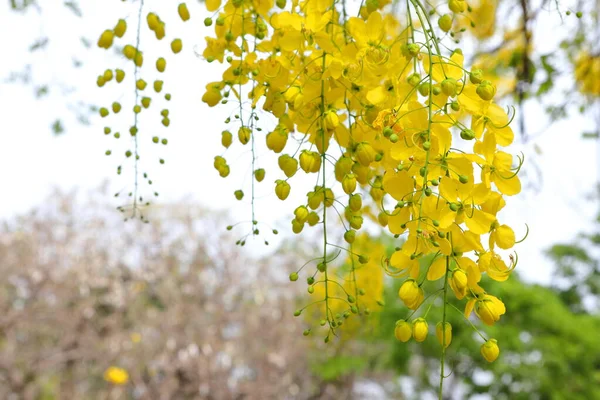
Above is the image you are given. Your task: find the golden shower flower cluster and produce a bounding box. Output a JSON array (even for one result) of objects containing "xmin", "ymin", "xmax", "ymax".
[
  {"xmin": 95, "ymin": 4, "xmax": 192, "ymax": 219},
  {"xmin": 198, "ymin": 0, "xmax": 522, "ymax": 365},
  {"xmin": 94, "ymin": 0, "xmax": 524, "ymax": 377},
  {"xmin": 574, "ymin": 52, "xmax": 600, "ymax": 96}
]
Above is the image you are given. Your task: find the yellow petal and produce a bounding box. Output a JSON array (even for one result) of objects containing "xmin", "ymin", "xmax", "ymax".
[
  {"xmin": 426, "ymin": 257, "xmax": 447, "ymax": 281},
  {"xmin": 464, "ymin": 209, "xmax": 495, "ymax": 234},
  {"xmin": 494, "ymin": 224, "xmax": 515, "ymax": 249}
]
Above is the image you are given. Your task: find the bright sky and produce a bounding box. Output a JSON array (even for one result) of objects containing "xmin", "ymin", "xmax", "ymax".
[{"xmin": 0, "ymin": 0, "xmax": 597, "ymax": 285}]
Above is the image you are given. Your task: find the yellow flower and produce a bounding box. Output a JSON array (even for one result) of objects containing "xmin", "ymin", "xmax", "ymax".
[
  {"xmin": 398, "ymin": 279, "xmax": 424, "ymax": 309},
  {"xmin": 481, "ymin": 338, "xmax": 500, "ymax": 362},
  {"xmin": 436, "ymin": 321, "xmax": 452, "ymax": 348},
  {"xmin": 412, "ymin": 318, "xmax": 429, "ymax": 342},
  {"xmin": 394, "ymin": 320, "xmax": 412, "ymax": 342},
  {"xmin": 474, "ymin": 294, "xmax": 506, "ymax": 326},
  {"xmin": 104, "ymin": 366, "xmax": 129, "ymax": 385}
]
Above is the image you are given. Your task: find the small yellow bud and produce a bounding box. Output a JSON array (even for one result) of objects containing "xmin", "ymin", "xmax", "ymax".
[
  {"xmin": 103, "ymin": 69, "xmax": 113, "ymax": 82},
  {"xmin": 147, "ymin": 12, "xmax": 160, "ymax": 31},
  {"xmin": 435, "ymin": 321, "xmax": 452, "ymax": 348},
  {"xmin": 156, "ymin": 57, "xmax": 166, "ymax": 72},
  {"xmin": 171, "ymin": 38, "xmax": 183, "ymax": 54},
  {"xmin": 266, "ymin": 128, "xmax": 288, "ymax": 153},
  {"xmin": 449, "ymin": 269, "xmax": 468, "ymax": 299},
  {"xmin": 334, "ymin": 156, "xmax": 354, "ymax": 182},
  {"xmin": 481, "ymin": 339, "xmax": 500, "ymax": 362},
  {"xmin": 394, "ymin": 320, "xmax": 412, "ymax": 342},
  {"xmin": 252, "ymin": 169, "xmax": 265, "ymax": 183},
  {"xmin": 114, "ymin": 19, "xmax": 127, "ymax": 37},
  {"xmin": 441, "ymin": 78, "xmax": 458, "ymax": 96},
  {"xmin": 476, "ymin": 80, "xmax": 496, "ymax": 101},
  {"xmin": 307, "ymin": 212, "xmax": 320, "ymax": 226},
  {"xmin": 234, "ymin": 190, "xmax": 244, "ymax": 200},
  {"xmin": 324, "ymin": 111, "xmax": 339, "ymax": 130},
  {"xmin": 355, "ymin": 142, "xmax": 377, "ymax": 166},
  {"xmin": 294, "ymin": 205, "xmax": 309, "ymax": 223},
  {"xmin": 349, "ymin": 194, "xmax": 362, "ymax": 212},
  {"xmin": 141, "ymin": 97, "xmax": 151, "ymax": 108},
  {"xmin": 475, "ymin": 294, "xmax": 506, "ymax": 326},
  {"xmin": 291, "ymin": 219, "xmax": 304, "ymax": 234},
  {"xmin": 398, "ymin": 279, "xmax": 424, "ymax": 310},
  {"xmin": 99, "ymin": 107, "xmax": 109, "ymax": 118},
  {"xmin": 178, "ymin": 3, "xmax": 190, "ymax": 21},
  {"xmin": 115, "ymin": 69, "xmax": 125, "ymax": 83},
  {"xmin": 104, "ymin": 366, "xmax": 129, "ymax": 385},
  {"xmin": 134, "ymin": 51, "xmax": 143, "ymax": 67},
  {"xmin": 238, "ymin": 126, "xmax": 252, "ymax": 145},
  {"xmin": 278, "ymin": 154, "xmax": 298, "ymax": 178},
  {"xmin": 136, "ymin": 79, "xmax": 147, "ymax": 91},
  {"xmin": 112, "ymin": 102, "xmax": 121, "ymax": 113},
  {"xmin": 275, "ymin": 180, "xmax": 291, "ymax": 200},
  {"xmin": 299, "ymin": 150, "xmax": 321, "ymax": 173},
  {"xmin": 202, "ymin": 89, "xmax": 221, "ymax": 106},
  {"xmin": 412, "ymin": 318, "xmax": 429, "ymax": 342},
  {"xmin": 438, "ymin": 14, "xmax": 453, "ymax": 32},
  {"xmin": 377, "ymin": 211, "xmax": 388, "ymax": 227},
  {"xmin": 448, "ymin": 0, "xmax": 466, "ymax": 13},
  {"xmin": 221, "ymin": 130, "xmax": 233, "ymax": 148},
  {"xmin": 342, "ymin": 173, "xmax": 357, "ymax": 194},
  {"xmin": 123, "ymin": 45, "xmax": 136, "ymax": 60},
  {"xmin": 97, "ymin": 30, "xmax": 114, "ymax": 49}
]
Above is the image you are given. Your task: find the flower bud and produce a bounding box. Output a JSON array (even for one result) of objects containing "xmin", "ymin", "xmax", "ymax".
[
  {"xmin": 441, "ymin": 78, "xmax": 458, "ymax": 96},
  {"xmin": 481, "ymin": 339, "xmax": 500, "ymax": 362},
  {"xmin": 234, "ymin": 190, "xmax": 244, "ymax": 200},
  {"xmin": 294, "ymin": 205, "xmax": 309, "ymax": 223},
  {"xmin": 469, "ymin": 69, "xmax": 483, "ymax": 84},
  {"xmin": 97, "ymin": 30, "xmax": 114, "ymax": 49},
  {"xmin": 432, "ymin": 85, "xmax": 442, "ymax": 95},
  {"xmin": 178, "ymin": 3, "xmax": 190, "ymax": 21},
  {"xmin": 342, "ymin": 173, "xmax": 357, "ymax": 194},
  {"xmin": 307, "ymin": 212, "xmax": 320, "ymax": 226},
  {"xmin": 355, "ymin": 142, "xmax": 377, "ymax": 166},
  {"xmin": 449, "ymin": 0, "xmax": 466, "ymax": 13},
  {"xmin": 344, "ymin": 230, "xmax": 356, "ymax": 244},
  {"xmin": 275, "ymin": 180, "xmax": 290, "ymax": 200},
  {"xmin": 475, "ymin": 295, "xmax": 506, "ymax": 326},
  {"xmin": 449, "ymin": 269, "xmax": 468, "ymax": 299},
  {"xmin": 349, "ymin": 215, "xmax": 363, "ymax": 230},
  {"xmin": 436, "ymin": 322, "xmax": 452, "ymax": 348},
  {"xmin": 324, "ymin": 111, "xmax": 339, "ymax": 130},
  {"xmin": 438, "ymin": 14, "xmax": 453, "ymax": 32},
  {"xmin": 266, "ymin": 128, "xmax": 288, "ymax": 153},
  {"xmin": 412, "ymin": 318, "xmax": 429, "ymax": 342},
  {"xmin": 460, "ymin": 128, "xmax": 475, "ymax": 140},
  {"xmin": 221, "ymin": 130, "xmax": 233, "ymax": 148},
  {"xmin": 407, "ymin": 73, "xmax": 421, "ymax": 87},
  {"xmin": 238, "ymin": 127, "xmax": 252, "ymax": 145},
  {"xmin": 299, "ymin": 150, "xmax": 321, "ymax": 173},
  {"xmin": 398, "ymin": 279, "xmax": 424, "ymax": 310},
  {"xmin": 335, "ymin": 156, "xmax": 354, "ymax": 181},
  {"xmin": 349, "ymin": 194, "xmax": 362, "ymax": 212},
  {"xmin": 291, "ymin": 219, "xmax": 304, "ymax": 234},
  {"xmin": 377, "ymin": 211, "xmax": 388, "ymax": 227},
  {"xmin": 171, "ymin": 39, "xmax": 183, "ymax": 54},
  {"xmin": 278, "ymin": 154, "xmax": 298, "ymax": 178},
  {"xmin": 394, "ymin": 320, "xmax": 412, "ymax": 342},
  {"xmin": 476, "ymin": 80, "xmax": 496, "ymax": 101},
  {"xmin": 254, "ymin": 168, "xmax": 265, "ymax": 182},
  {"xmin": 276, "ymin": 0, "xmax": 286, "ymax": 8}
]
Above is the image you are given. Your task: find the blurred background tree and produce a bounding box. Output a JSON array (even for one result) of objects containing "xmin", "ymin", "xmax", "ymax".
[{"xmin": 1, "ymin": 188, "xmax": 599, "ymax": 399}]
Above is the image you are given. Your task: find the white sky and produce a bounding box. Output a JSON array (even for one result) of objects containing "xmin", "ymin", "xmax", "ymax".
[{"xmin": 0, "ymin": 0, "xmax": 597, "ymax": 285}]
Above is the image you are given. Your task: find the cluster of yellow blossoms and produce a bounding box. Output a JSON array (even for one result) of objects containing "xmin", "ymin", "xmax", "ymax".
[
  {"xmin": 575, "ymin": 52, "xmax": 600, "ymax": 96},
  {"xmin": 199, "ymin": 0, "xmax": 521, "ymax": 364},
  {"xmin": 94, "ymin": 0, "xmax": 523, "ymax": 374},
  {"xmin": 96, "ymin": 4, "xmax": 193, "ymax": 218}
]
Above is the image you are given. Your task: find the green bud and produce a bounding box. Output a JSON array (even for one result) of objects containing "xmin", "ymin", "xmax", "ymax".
[
  {"xmin": 289, "ymin": 272, "xmax": 299, "ymax": 281},
  {"xmin": 204, "ymin": 17, "xmax": 213, "ymax": 26},
  {"xmin": 458, "ymin": 175, "xmax": 469, "ymax": 184},
  {"xmin": 460, "ymin": 129, "xmax": 476, "ymax": 140},
  {"xmin": 294, "ymin": 309, "xmax": 302, "ymax": 317}
]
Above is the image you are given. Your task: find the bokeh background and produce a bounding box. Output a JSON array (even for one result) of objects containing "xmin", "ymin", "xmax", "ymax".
[{"xmin": 0, "ymin": 0, "xmax": 599, "ymax": 399}]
